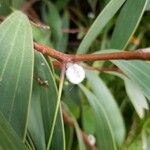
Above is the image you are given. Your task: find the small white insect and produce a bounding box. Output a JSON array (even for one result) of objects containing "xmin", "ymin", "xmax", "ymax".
[
  {"xmin": 88, "ymin": 12, "xmax": 95, "ymax": 19},
  {"xmin": 88, "ymin": 134, "xmax": 96, "ymax": 146},
  {"xmin": 65, "ymin": 63, "xmax": 85, "ymax": 84}
]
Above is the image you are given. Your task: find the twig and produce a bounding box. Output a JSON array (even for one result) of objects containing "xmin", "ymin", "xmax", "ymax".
[
  {"xmin": 27, "ymin": 9, "xmax": 50, "ymax": 30},
  {"xmin": 21, "ymin": 0, "xmax": 39, "ymax": 12},
  {"xmin": 1, "ymin": 17, "xmax": 150, "ymax": 62},
  {"xmin": 62, "ymin": 28, "xmax": 88, "ymax": 34},
  {"xmin": 47, "ymin": 65, "xmax": 66, "ymax": 150},
  {"xmin": 62, "ymin": 110, "xmax": 97, "ymax": 150},
  {"xmin": 0, "ymin": 13, "xmax": 50, "ymax": 30},
  {"xmin": 0, "ymin": 16, "xmax": 5, "ymax": 21},
  {"xmin": 53, "ymin": 60, "xmax": 123, "ymax": 73},
  {"xmin": 34, "ymin": 42, "xmax": 150, "ymax": 62},
  {"xmin": 30, "ymin": 20, "xmax": 50, "ymax": 30},
  {"xmin": 34, "ymin": 42, "xmax": 72, "ymax": 62},
  {"xmin": 82, "ymin": 65, "xmax": 123, "ymax": 73}
]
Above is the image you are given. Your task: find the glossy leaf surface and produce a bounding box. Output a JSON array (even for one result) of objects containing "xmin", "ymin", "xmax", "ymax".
[
  {"xmin": 80, "ymin": 84, "xmax": 117, "ymax": 150},
  {"xmin": 28, "ymin": 52, "xmax": 65, "ymax": 150},
  {"xmin": 0, "ymin": 11, "xmax": 34, "ymax": 139},
  {"xmin": 86, "ymin": 71, "xmax": 125, "ymax": 145}
]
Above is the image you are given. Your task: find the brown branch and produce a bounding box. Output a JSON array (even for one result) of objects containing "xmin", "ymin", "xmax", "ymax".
[
  {"xmin": 34, "ymin": 42, "xmax": 150, "ymax": 62},
  {"xmin": 26, "ymin": 8, "xmax": 50, "ymax": 30},
  {"xmin": 30, "ymin": 20, "xmax": 50, "ymax": 30},
  {"xmin": 1, "ymin": 16, "xmax": 150, "ymax": 62},
  {"xmin": 62, "ymin": 28, "xmax": 88, "ymax": 34},
  {"xmin": 21, "ymin": 0, "xmax": 39, "ymax": 12},
  {"xmin": 82, "ymin": 65, "xmax": 123, "ymax": 73},
  {"xmin": 53, "ymin": 60, "xmax": 123, "ymax": 73},
  {"xmin": 0, "ymin": 16, "xmax": 5, "ymax": 21},
  {"xmin": 34, "ymin": 42, "xmax": 72, "ymax": 62},
  {"xmin": 62, "ymin": 110, "xmax": 97, "ymax": 150},
  {"xmin": 71, "ymin": 50, "xmax": 150, "ymax": 62},
  {"xmin": 0, "ymin": 13, "xmax": 50, "ymax": 30}
]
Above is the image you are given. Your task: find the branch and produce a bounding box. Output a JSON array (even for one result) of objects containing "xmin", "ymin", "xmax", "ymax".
[
  {"xmin": 34, "ymin": 42, "xmax": 150, "ymax": 62},
  {"xmin": 62, "ymin": 28, "xmax": 88, "ymax": 34},
  {"xmin": 82, "ymin": 65, "xmax": 123, "ymax": 74},
  {"xmin": 21, "ymin": 0, "xmax": 39, "ymax": 11},
  {"xmin": 0, "ymin": 14, "xmax": 50, "ymax": 30},
  {"xmin": 62, "ymin": 110, "xmax": 97, "ymax": 150},
  {"xmin": 53, "ymin": 60, "xmax": 123, "ymax": 73},
  {"xmin": 34, "ymin": 42, "xmax": 72, "ymax": 62}
]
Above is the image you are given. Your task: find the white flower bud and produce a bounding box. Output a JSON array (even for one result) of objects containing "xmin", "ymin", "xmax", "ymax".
[
  {"xmin": 88, "ymin": 134, "xmax": 96, "ymax": 146},
  {"xmin": 65, "ymin": 63, "xmax": 85, "ymax": 84}
]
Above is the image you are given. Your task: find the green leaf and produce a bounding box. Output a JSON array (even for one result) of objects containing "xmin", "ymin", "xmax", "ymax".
[
  {"xmin": 82, "ymin": 104, "xmax": 95, "ymax": 134},
  {"xmin": 62, "ymin": 103, "xmax": 87, "ymax": 150},
  {"xmin": 110, "ymin": 72, "xmax": 148, "ymax": 118},
  {"xmin": 127, "ymin": 137, "xmax": 142, "ymax": 150},
  {"xmin": 79, "ymin": 84, "xmax": 117, "ymax": 150},
  {"xmin": 42, "ymin": 1, "xmax": 62, "ymax": 50},
  {"xmin": 12, "ymin": 0, "xmax": 24, "ymax": 8},
  {"xmin": 0, "ymin": 11, "xmax": 34, "ymax": 139},
  {"xmin": 32, "ymin": 24, "xmax": 51, "ymax": 45},
  {"xmin": 112, "ymin": 60, "xmax": 150, "ymax": 102},
  {"xmin": 55, "ymin": 0, "xmax": 70, "ymax": 10},
  {"xmin": 0, "ymin": 111, "xmax": 27, "ymax": 150},
  {"xmin": 28, "ymin": 52, "xmax": 65, "ymax": 150},
  {"xmin": 86, "ymin": 71, "xmax": 125, "ymax": 145},
  {"xmin": 77, "ymin": 0, "xmax": 126, "ymax": 54},
  {"xmin": 63, "ymin": 84, "xmax": 81, "ymax": 119},
  {"xmin": 74, "ymin": 122, "xmax": 87, "ymax": 150},
  {"xmin": 146, "ymin": 0, "xmax": 150, "ymax": 10},
  {"xmin": 95, "ymin": 50, "xmax": 150, "ymax": 108},
  {"xmin": 110, "ymin": 0, "xmax": 148, "ymax": 49},
  {"xmin": 142, "ymin": 119, "xmax": 150, "ymax": 150},
  {"xmin": 50, "ymin": 109, "xmax": 65, "ymax": 150},
  {"xmin": 87, "ymin": 0, "xmax": 97, "ymax": 11},
  {"xmin": 0, "ymin": 0, "xmax": 11, "ymax": 15},
  {"xmin": 28, "ymin": 81, "xmax": 46, "ymax": 150},
  {"xmin": 57, "ymin": 11, "xmax": 70, "ymax": 52},
  {"xmin": 65, "ymin": 127, "xmax": 74, "ymax": 150}
]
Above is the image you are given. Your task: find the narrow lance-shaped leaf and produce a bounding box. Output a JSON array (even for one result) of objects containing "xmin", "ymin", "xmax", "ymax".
[
  {"xmin": 28, "ymin": 52, "xmax": 65, "ymax": 150},
  {"xmin": 95, "ymin": 50, "xmax": 150, "ymax": 107},
  {"xmin": 0, "ymin": 11, "xmax": 34, "ymax": 139},
  {"xmin": 62, "ymin": 103, "xmax": 87, "ymax": 150},
  {"xmin": 79, "ymin": 84, "xmax": 117, "ymax": 150},
  {"xmin": 50, "ymin": 107, "xmax": 66, "ymax": 150},
  {"xmin": 123, "ymin": 76, "xmax": 149, "ymax": 118},
  {"xmin": 74, "ymin": 122, "xmax": 87, "ymax": 150},
  {"xmin": 86, "ymin": 70, "xmax": 125, "ymax": 145},
  {"xmin": 0, "ymin": 111, "xmax": 27, "ymax": 150},
  {"xmin": 12, "ymin": 0, "xmax": 24, "ymax": 9},
  {"xmin": 142, "ymin": 119, "xmax": 150, "ymax": 150},
  {"xmin": 107, "ymin": 0, "xmax": 150, "ymax": 104},
  {"xmin": 111, "ymin": 0, "xmax": 148, "ymax": 49},
  {"xmin": 42, "ymin": 1, "xmax": 62, "ymax": 50},
  {"xmin": 77, "ymin": 0, "xmax": 126, "ymax": 54},
  {"xmin": 57, "ymin": 11, "xmax": 70, "ymax": 52},
  {"xmin": 112, "ymin": 60, "xmax": 150, "ymax": 102},
  {"xmin": 28, "ymin": 80, "xmax": 46, "ymax": 150},
  {"xmin": 109, "ymin": 72, "xmax": 149, "ymax": 119},
  {"xmin": 0, "ymin": 0, "xmax": 11, "ymax": 15},
  {"xmin": 146, "ymin": 0, "xmax": 150, "ymax": 10}
]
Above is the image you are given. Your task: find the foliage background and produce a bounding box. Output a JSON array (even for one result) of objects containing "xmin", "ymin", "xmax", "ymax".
[{"xmin": 0, "ymin": 0, "xmax": 150, "ymax": 150}]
